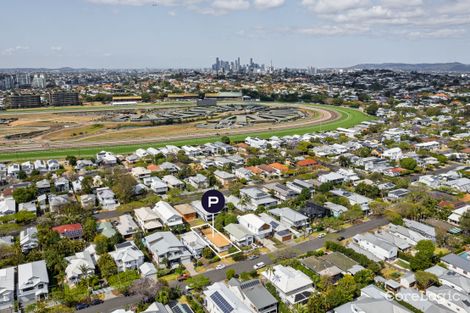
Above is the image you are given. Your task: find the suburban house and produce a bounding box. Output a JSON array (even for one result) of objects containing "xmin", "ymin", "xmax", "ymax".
[
  {"xmin": 335, "ymin": 284, "xmax": 413, "ymax": 313},
  {"xmin": 238, "ymin": 214, "xmax": 272, "ymax": 239},
  {"xmin": 224, "ymin": 223, "xmax": 254, "ymax": 246},
  {"xmin": 134, "ymin": 207, "xmax": 163, "ymax": 232},
  {"xmin": 261, "ymin": 265, "xmax": 314, "ymax": 306},
  {"xmin": 382, "ymin": 147, "xmax": 403, "ymax": 160},
  {"xmin": 143, "ymin": 231, "xmax": 191, "ymax": 267},
  {"xmin": 20, "ymin": 227, "xmax": 39, "ymax": 253},
  {"xmin": 213, "ymin": 170, "xmax": 237, "ymax": 186},
  {"xmin": 54, "ymin": 177, "xmax": 70, "ymax": 193},
  {"xmin": 441, "ymin": 254, "xmax": 470, "ymax": 279},
  {"xmin": 97, "ymin": 221, "xmax": 117, "ymax": 239},
  {"xmin": 52, "ymin": 223, "xmax": 83, "ymax": 240},
  {"xmin": 426, "ymin": 265, "xmax": 470, "ymax": 295},
  {"xmin": 162, "ymin": 175, "xmax": 185, "ymax": 189},
  {"xmin": 324, "ymin": 202, "xmax": 348, "ymax": 217},
  {"xmin": 180, "ymin": 231, "xmax": 208, "ymax": 259},
  {"xmin": 259, "ymin": 213, "xmax": 293, "ymax": 242},
  {"xmin": 191, "ymin": 200, "xmax": 221, "ymax": 222},
  {"xmin": 426, "ymin": 285, "xmax": 470, "ymax": 313},
  {"xmin": 174, "ymin": 204, "xmax": 197, "ymax": 222},
  {"xmin": 227, "ymin": 278, "xmax": 278, "ymax": 313},
  {"xmin": 17, "ymin": 260, "xmax": 49, "ymax": 304},
  {"xmin": 65, "ymin": 250, "xmax": 96, "ymax": 284},
  {"xmin": 403, "ymin": 219, "xmax": 436, "ymax": 241},
  {"xmin": 147, "ymin": 177, "xmax": 168, "ymax": 194},
  {"xmin": 351, "ymin": 233, "xmax": 398, "ymax": 261},
  {"xmin": 239, "ymin": 187, "xmax": 278, "ymax": 210},
  {"xmin": 153, "ymin": 201, "xmax": 183, "ymax": 227},
  {"xmin": 286, "ymin": 179, "xmax": 314, "ymax": 194},
  {"xmin": 80, "ymin": 194, "xmax": 96, "ymax": 209},
  {"xmin": 187, "ymin": 174, "xmax": 209, "ymax": 189},
  {"xmin": 0, "ymin": 197, "xmax": 15, "ymax": 216},
  {"xmin": 263, "ymin": 183, "xmax": 297, "ymax": 201},
  {"xmin": 116, "ymin": 214, "xmax": 140, "ymax": 238},
  {"xmin": 0, "ymin": 267, "xmax": 14, "ymax": 312},
  {"xmin": 96, "ymin": 187, "xmax": 119, "ymax": 210},
  {"xmin": 110, "ymin": 241, "xmax": 145, "ymax": 272},
  {"xmin": 204, "ymin": 282, "xmax": 252, "ymax": 313},
  {"xmin": 448, "ymin": 205, "xmax": 470, "ymax": 226},
  {"xmin": 269, "ymin": 208, "xmax": 309, "ymax": 228}
]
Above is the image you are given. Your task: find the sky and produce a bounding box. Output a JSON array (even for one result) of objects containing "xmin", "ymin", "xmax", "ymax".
[{"xmin": 1, "ymin": 0, "xmax": 470, "ymax": 68}]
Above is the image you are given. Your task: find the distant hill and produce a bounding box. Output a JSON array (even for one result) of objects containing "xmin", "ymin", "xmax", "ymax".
[{"xmin": 349, "ymin": 62, "xmax": 470, "ymax": 73}]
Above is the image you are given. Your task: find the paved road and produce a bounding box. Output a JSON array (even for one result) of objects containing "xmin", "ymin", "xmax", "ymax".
[
  {"xmin": 195, "ymin": 216, "xmax": 388, "ymax": 283},
  {"xmin": 84, "ymin": 217, "xmax": 387, "ymax": 312},
  {"xmin": 79, "ymin": 295, "xmax": 142, "ymax": 313},
  {"xmin": 409, "ymin": 162, "xmax": 464, "ymax": 182}
]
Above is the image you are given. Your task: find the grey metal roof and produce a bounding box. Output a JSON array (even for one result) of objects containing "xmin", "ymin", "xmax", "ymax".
[{"xmin": 442, "ymin": 253, "xmax": 470, "ymax": 273}]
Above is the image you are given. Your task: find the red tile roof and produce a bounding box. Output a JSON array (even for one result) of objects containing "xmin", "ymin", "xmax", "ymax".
[
  {"xmin": 297, "ymin": 159, "xmax": 318, "ymax": 167},
  {"xmin": 52, "ymin": 223, "xmax": 83, "ymax": 234}
]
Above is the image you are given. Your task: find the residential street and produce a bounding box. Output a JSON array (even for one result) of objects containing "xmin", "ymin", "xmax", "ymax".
[{"xmin": 84, "ymin": 216, "xmax": 387, "ymax": 313}]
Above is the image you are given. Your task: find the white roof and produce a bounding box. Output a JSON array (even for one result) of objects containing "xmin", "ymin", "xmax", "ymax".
[
  {"xmin": 238, "ymin": 213, "xmax": 267, "ymax": 230},
  {"xmin": 18, "ymin": 260, "xmax": 49, "ymax": 289},
  {"xmin": 262, "ymin": 265, "xmax": 312, "ymax": 293},
  {"xmin": 153, "ymin": 201, "xmax": 181, "ymax": 223}
]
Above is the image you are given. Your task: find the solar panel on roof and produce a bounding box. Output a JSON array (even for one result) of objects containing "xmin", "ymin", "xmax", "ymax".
[
  {"xmin": 172, "ymin": 306, "xmax": 184, "ymax": 313},
  {"xmin": 240, "ymin": 279, "xmax": 259, "ymax": 289},
  {"xmin": 210, "ymin": 291, "xmax": 234, "ymax": 313}
]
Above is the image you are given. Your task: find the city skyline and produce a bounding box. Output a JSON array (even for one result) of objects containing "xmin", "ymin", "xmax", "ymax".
[{"xmin": 1, "ymin": 0, "xmax": 470, "ymax": 69}]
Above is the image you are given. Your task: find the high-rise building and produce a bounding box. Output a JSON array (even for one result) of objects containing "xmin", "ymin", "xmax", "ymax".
[
  {"xmin": 16, "ymin": 73, "xmax": 31, "ymax": 88},
  {"xmin": 9, "ymin": 95, "xmax": 41, "ymax": 108},
  {"xmin": 49, "ymin": 92, "xmax": 80, "ymax": 106},
  {"xmin": 32, "ymin": 74, "xmax": 46, "ymax": 89}
]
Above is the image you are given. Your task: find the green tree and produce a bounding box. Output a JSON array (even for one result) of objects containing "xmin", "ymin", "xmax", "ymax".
[
  {"xmin": 353, "ymin": 269, "xmax": 375, "ymax": 288},
  {"xmin": 460, "ymin": 211, "xmax": 470, "ymax": 236},
  {"xmin": 221, "ymin": 136, "xmax": 231, "ymax": 144},
  {"xmin": 97, "ymin": 253, "xmax": 118, "ymax": 279},
  {"xmin": 186, "ymin": 275, "xmax": 210, "ymax": 291},
  {"xmin": 112, "ymin": 174, "xmax": 136, "ymax": 204},
  {"xmin": 400, "ymin": 158, "xmax": 418, "ymax": 171},
  {"xmin": 12, "ymin": 186, "xmax": 37, "ymax": 204},
  {"xmin": 365, "ymin": 103, "xmax": 379, "ymax": 116},
  {"xmin": 355, "ymin": 182, "xmax": 380, "ymax": 198},
  {"xmin": 94, "ymin": 234, "xmax": 110, "ymax": 255},
  {"xmin": 410, "ymin": 240, "xmax": 435, "ymax": 271},
  {"xmin": 65, "ymin": 156, "xmax": 77, "ymax": 166},
  {"xmin": 415, "ymin": 271, "xmax": 439, "ymax": 289},
  {"xmin": 226, "ymin": 268, "xmax": 236, "ymax": 280}
]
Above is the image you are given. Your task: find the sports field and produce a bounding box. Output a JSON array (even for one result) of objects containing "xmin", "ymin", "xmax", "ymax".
[{"xmin": 0, "ymin": 104, "xmax": 373, "ymax": 162}]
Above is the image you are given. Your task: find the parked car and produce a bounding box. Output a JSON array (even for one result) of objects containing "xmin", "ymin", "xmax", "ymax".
[
  {"xmin": 215, "ymin": 264, "xmax": 226, "ymax": 270},
  {"xmin": 247, "ymin": 254, "xmax": 259, "ymax": 260},
  {"xmin": 318, "ymin": 233, "xmax": 326, "ymax": 238},
  {"xmin": 253, "ymin": 262, "xmax": 265, "ymax": 270},
  {"xmin": 75, "ymin": 303, "xmax": 90, "ymax": 310},
  {"xmin": 90, "ymin": 299, "xmax": 104, "ymax": 306},
  {"xmin": 177, "ymin": 273, "xmax": 190, "ymax": 281}
]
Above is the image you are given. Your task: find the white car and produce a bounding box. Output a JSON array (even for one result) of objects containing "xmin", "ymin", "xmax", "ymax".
[
  {"xmin": 215, "ymin": 264, "xmax": 226, "ymax": 270},
  {"xmin": 253, "ymin": 262, "xmax": 265, "ymax": 270},
  {"xmin": 318, "ymin": 233, "xmax": 326, "ymax": 238}
]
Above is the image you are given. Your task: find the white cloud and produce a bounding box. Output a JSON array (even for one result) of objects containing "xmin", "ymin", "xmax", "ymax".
[
  {"xmin": 404, "ymin": 28, "xmax": 466, "ymax": 39},
  {"xmin": 1, "ymin": 46, "xmax": 30, "ymax": 56},
  {"xmin": 297, "ymin": 24, "xmax": 369, "ymax": 36},
  {"xmin": 301, "ymin": 0, "xmax": 369, "ymax": 13},
  {"xmin": 50, "ymin": 46, "xmax": 63, "ymax": 51},
  {"xmin": 254, "ymin": 0, "xmax": 284, "ymax": 9},
  {"xmin": 212, "ymin": 0, "xmax": 250, "ymax": 11}
]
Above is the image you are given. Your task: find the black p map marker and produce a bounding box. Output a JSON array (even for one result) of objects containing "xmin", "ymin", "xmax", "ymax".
[{"xmin": 201, "ymin": 190, "xmax": 225, "ymax": 214}]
